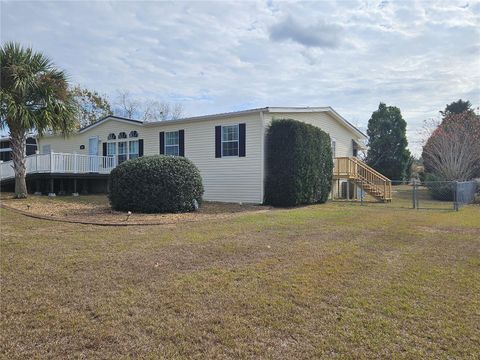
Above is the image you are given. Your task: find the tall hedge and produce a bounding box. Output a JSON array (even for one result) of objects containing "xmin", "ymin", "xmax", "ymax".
[
  {"xmin": 265, "ymin": 119, "xmax": 333, "ymax": 206},
  {"xmin": 109, "ymin": 155, "xmax": 204, "ymax": 213}
]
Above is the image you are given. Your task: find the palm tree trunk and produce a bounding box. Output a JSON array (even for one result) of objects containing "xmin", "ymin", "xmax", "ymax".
[{"xmin": 10, "ymin": 128, "xmax": 28, "ymax": 198}]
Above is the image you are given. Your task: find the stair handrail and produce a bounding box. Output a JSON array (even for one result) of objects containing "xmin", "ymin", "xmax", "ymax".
[
  {"xmin": 348, "ymin": 157, "xmax": 391, "ymax": 182},
  {"xmin": 334, "ymin": 157, "xmax": 392, "ymax": 200}
]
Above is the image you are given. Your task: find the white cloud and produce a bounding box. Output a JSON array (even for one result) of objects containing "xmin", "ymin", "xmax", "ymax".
[{"xmin": 1, "ymin": 0, "xmax": 479, "ymax": 156}]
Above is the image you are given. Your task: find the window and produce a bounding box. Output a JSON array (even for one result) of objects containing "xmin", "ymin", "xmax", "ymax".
[
  {"xmin": 107, "ymin": 142, "xmax": 116, "ymax": 157},
  {"xmin": 118, "ymin": 132, "xmax": 127, "ymax": 139},
  {"xmin": 221, "ymin": 125, "xmax": 239, "ymax": 157},
  {"xmin": 331, "ymin": 139, "xmax": 336, "ymax": 158},
  {"xmin": 107, "ymin": 133, "xmax": 116, "ymax": 140},
  {"xmin": 42, "ymin": 145, "xmax": 51, "ymax": 154},
  {"xmin": 165, "ymin": 131, "xmax": 179, "ymax": 156},
  {"xmin": 118, "ymin": 141, "xmax": 127, "ymax": 163},
  {"xmin": 352, "ymin": 139, "xmax": 359, "ymax": 157},
  {"xmin": 129, "ymin": 130, "xmax": 138, "ymax": 138},
  {"xmin": 129, "ymin": 140, "xmax": 139, "ymax": 159}
]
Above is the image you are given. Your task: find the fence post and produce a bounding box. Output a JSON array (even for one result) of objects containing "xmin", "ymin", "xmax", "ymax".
[
  {"xmin": 412, "ymin": 182, "xmax": 416, "ymax": 209},
  {"xmin": 414, "ymin": 182, "xmax": 420, "ymax": 209},
  {"xmin": 454, "ymin": 181, "xmax": 459, "ymax": 211}
]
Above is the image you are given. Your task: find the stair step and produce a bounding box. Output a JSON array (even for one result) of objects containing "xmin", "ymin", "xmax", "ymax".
[{"xmin": 334, "ymin": 157, "xmax": 391, "ymax": 203}]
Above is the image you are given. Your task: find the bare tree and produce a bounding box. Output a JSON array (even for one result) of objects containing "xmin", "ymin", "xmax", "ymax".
[
  {"xmin": 113, "ymin": 90, "xmax": 185, "ymax": 121},
  {"xmin": 171, "ymin": 103, "xmax": 184, "ymax": 120},
  {"xmin": 422, "ymin": 112, "xmax": 480, "ymax": 180},
  {"xmin": 114, "ymin": 90, "xmax": 140, "ymax": 119},
  {"xmin": 143, "ymin": 101, "xmax": 185, "ymax": 122}
]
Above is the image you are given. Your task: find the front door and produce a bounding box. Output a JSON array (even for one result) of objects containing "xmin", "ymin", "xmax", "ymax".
[{"xmin": 88, "ymin": 137, "xmax": 99, "ymax": 172}]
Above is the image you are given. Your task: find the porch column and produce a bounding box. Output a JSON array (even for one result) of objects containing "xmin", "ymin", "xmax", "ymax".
[
  {"xmin": 81, "ymin": 179, "xmax": 88, "ymax": 195},
  {"xmin": 72, "ymin": 178, "xmax": 79, "ymax": 196},
  {"xmin": 34, "ymin": 179, "xmax": 41, "ymax": 195},
  {"xmin": 58, "ymin": 179, "xmax": 66, "ymax": 195},
  {"xmin": 48, "ymin": 177, "xmax": 56, "ymax": 197}
]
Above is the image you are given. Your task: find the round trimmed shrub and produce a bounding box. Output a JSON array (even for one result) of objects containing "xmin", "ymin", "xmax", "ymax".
[
  {"xmin": 108, "ymin": 155, "xmax": 204, "ymax": 213},
  {"xmin": 265, "ymin": 119, "xmax": 333, "ymax": 206}
]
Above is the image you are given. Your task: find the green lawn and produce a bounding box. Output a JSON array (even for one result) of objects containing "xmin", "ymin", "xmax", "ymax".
[{"xmin": 1, "ymin": 199, "xmax": 479, "ymax": 359}]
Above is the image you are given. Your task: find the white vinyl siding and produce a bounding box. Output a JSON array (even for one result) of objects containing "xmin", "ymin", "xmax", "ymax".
[
  {"xmin": 264, "ymin": 112, "xmax": 358, "ymax": 158},
  {"xmin": 37, "ymin": 110, "xmax": 363, "ymax": 203},
  {"xmin": 38, "ymin": 114, "xmax": 264, "ymax": 203}
]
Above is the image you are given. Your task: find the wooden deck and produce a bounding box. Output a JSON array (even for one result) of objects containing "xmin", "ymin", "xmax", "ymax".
[
  {"xmin": 0, "ymin": 152, "xmax": 116, "ymax": 182},
  {"xmin": 333, "ymin": 157, "xmax": 392, "ymax": 202}
]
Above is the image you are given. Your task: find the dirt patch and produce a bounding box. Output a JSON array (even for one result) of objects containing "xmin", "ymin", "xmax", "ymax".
[{"xmin": 0, "ymin": 193, "xmax": 271, "ymax": 226}]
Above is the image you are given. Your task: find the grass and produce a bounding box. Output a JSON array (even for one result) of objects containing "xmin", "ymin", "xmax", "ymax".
[{"xmin": 1, "ymin": 196, "xmax": 479, "ymax": 359}]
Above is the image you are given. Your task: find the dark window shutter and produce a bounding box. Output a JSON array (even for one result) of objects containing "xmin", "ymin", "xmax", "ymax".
[
  {"xmin": 239, "ymin": 123, "xmax": 246, "ymax": 157},
  {"xmin": 179, "ymin": 130, "xmax": 185, "ymax": 157},
  {"xmin": 102, "ymin": 143, "xmax": 107, "ymax": 156},
  {"xmin": 139, "ymin": 139, "xmax": 144, "ymax": 157},
  {"xmin": 215, "ymin": 126, "xmax": 222, "ymax": 158},
  {"xmin": 159, "ymin": 132, "xmax": 165, "ymax": 154}
]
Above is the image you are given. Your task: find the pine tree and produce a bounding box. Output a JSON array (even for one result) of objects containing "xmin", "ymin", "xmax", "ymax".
[{"xmin": 366, "ymin": 103, "xmax": 411, "ymax": 180}]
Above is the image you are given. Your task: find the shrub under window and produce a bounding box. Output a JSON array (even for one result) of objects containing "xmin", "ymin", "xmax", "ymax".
[
  {"xmin": 109, "ymin": 155, "xmax": 204, "ymax": 213},
  {"xmin": 264, "ymin": 119, "xmax": 333, "ymax": 206}
]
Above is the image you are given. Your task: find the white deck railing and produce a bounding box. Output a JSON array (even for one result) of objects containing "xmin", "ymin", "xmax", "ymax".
[{"xmin": 0, "ymin": 152, "xmax": 117, "ymax": 181}]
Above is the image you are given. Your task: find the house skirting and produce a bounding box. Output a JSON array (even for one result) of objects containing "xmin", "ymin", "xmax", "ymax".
[{"xmin": 0, "ymin": 173, "xmax": 109, "ymax": 195}]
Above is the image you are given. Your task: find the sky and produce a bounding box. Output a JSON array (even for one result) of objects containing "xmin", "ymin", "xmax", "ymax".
[{"xmin": 1, "ymin": 0, "xmax": 479, "ymax": 155}]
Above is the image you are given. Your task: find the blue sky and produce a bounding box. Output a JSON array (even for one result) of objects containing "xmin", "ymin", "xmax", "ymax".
[{"xmin": 2, "ymin": 0, "xmax": 479, "ymax": 155}]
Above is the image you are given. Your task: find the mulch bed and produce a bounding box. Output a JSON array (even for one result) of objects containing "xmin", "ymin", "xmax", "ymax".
[{"xmin": 0, "ymin": 194, "xmax": 271, "ymax": 226}]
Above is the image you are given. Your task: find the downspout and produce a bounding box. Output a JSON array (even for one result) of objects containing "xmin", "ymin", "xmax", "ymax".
[{"xmin": 260, "ymin": 111, "xmax": 266, "ymax": 204}]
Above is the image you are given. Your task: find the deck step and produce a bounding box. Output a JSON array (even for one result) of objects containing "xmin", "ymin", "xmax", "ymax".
[{"xmin": 334, "ymin": 157, "xmax": 392, "ymax": 202}]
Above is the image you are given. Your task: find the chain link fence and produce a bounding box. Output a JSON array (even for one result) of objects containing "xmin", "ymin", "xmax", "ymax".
[
  {"xmin": 454, "ymin": 181, "xmax": 478, "ymax": 210},
  {"xmin": 334, "ymin": 179, "xmax": 478, "ymax": 211}
]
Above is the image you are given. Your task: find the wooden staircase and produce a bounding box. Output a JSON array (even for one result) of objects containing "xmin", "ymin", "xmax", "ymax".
[{"xmin": 333, "ymin": 157, "xmax": 392, "ymax": 202}]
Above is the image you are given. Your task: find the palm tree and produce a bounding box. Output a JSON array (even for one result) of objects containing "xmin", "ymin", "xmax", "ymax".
[{"xmin": 0, "ymin": 42, "xmax": 77, "ymax": 198}]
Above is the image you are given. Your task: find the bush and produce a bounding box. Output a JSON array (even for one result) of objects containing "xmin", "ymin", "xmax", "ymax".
[
  {"xmin": 425, "ymin": 173, "xmax": 454, "ymax": 201},
  {"xmin": 265, "ymin": 119, "xmax": 333, "ymax": 206},
  {"xmin": 109, "ymin": 155, "xmax": 204, "ymax": 213}
]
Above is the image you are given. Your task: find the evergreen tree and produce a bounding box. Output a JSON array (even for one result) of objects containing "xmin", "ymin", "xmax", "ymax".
[
  {"xmin": 366, "ymin": 103, "xmax": 411, "ymax": 180},
  {"xmin": 440, "ymin": 99, "xmax": 473, "ymax": 117}
]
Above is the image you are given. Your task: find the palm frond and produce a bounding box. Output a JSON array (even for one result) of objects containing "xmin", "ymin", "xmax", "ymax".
[{"xmin": 0, "ymin": 41, "xmax": 78, "ymax": 136}]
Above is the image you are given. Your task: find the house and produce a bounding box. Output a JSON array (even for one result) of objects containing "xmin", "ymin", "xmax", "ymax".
[
  {"xmin": 1, "ymin": 107, "xmax": 391, "ymax": 202},
  {"xmin": 0, "ymin": 136, "xmax": 37, "ymax": 161}
]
